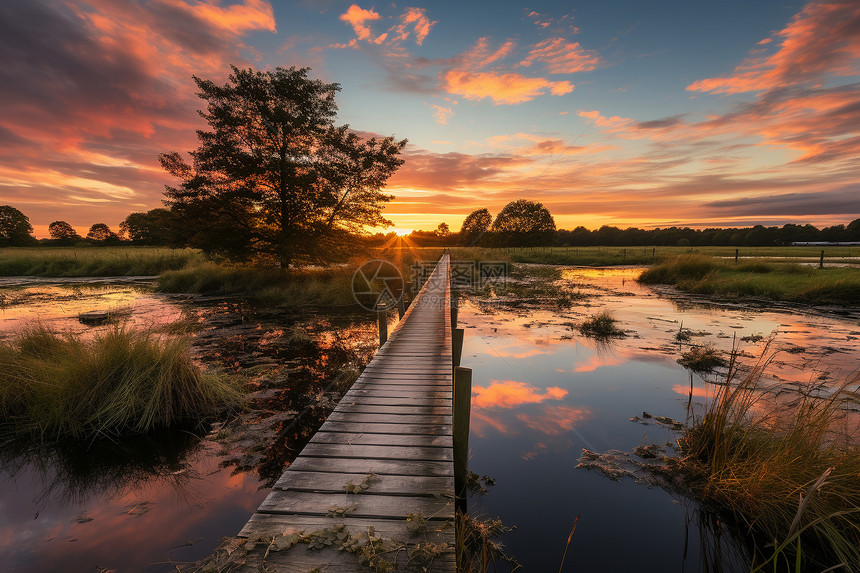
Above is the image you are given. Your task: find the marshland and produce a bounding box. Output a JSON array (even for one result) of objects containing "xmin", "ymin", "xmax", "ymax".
[{"xmin": 0, "ymin": 245, "xmax": 858, "ymax": 572}]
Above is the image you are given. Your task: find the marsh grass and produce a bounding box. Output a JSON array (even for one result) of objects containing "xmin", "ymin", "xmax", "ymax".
[
  {"xmin": 676, "ymin": 348, "xmax": 860, "ymax": 571},
  {"xmin": 456, "ymin": 511, "xmax": 521, "ymax": 573},
  {"xmin": 578, "ymin": 310, "xmax": 625, "ymax": 338},
  {"xmin": 157, "ymin": 262, "xmax": 357, "ymax": 307},
  {"xmin": 0, "ymin": 246, "xmax": 204, "ymax": 276},
  {"xmin": 677, "ymin": 344, "xmax": 728, "ymax": 372},
  {"xmin": 0, "ymin": 326, "xmax": 243, "ymax": 440},
  {"xmin": 639, "ymin": 255, "xmax": 860, "ymax": 305}
]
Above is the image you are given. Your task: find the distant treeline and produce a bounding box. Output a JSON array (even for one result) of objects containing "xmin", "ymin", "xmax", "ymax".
[{"xmin": 400, "ymin": 220, "xmax": 860, "ymax": 248}]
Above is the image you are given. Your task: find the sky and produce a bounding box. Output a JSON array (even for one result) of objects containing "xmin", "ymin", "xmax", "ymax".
[{"xmin": 1, "ymin": 0, "xmax": 860, "ymax": 237}]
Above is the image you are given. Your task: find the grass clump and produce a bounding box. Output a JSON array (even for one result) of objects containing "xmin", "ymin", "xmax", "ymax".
[
  {"xmin": 675, "ymin": 351, "xmax": 860, "ymax": 571},
  {"xmin": 0, "ymin": 326, "xmax": 243, "ymax": 440},
  {"xmin": 639, "ymin": 255, "xmax": 860, "ymax": 305},
  {"xmin": 0, "ymin": 246, "xmax": 204, "ymax": 276},
  {"xmin": 677, "ymin": 345, "xmax": 727, "ymax": 372},
  {"xmin": 578, "ymin": 310, "xmax": 625, "ymax": 338}
]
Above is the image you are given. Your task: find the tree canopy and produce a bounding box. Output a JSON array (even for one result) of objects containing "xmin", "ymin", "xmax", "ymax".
[
  {"xmin": 120, "ymin": 209, "xmax": 176, "ymax": 244},
  {"xmin": 459, "ymin": 208, "xmax": 492, "ymax": 246},
  {"xmin": 160, "ymin": 65, "xmax": 406, "ymax": 267},
  {"xmin": 86, "ymin": 223, "xmax": 119, "ymax": 242},
  {"xmin": 491, "ymin": 199, "xmax": 556, "ymax": 246},
  {"xmin": 48, "ymin": 220, "xmax": 80, "ymax": 244},
  {"xmin": 0, "ymin": 205, "xmax": 35, "ymax": 246}
]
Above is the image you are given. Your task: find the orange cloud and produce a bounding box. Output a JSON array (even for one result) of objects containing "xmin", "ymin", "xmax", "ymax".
[
  {"xmin": 175, "ymin": 0, "xmax": 276, "ymax": 34},
  {"xmin": 393, "ymin": 7, "xmax": 436, "ymax": 45},
  {"xmin": 472, "ymin": 380, "xmax": 568, "ymax": 409},
  {"xmin": 431, "ymin": 104, "xmax": 454, "ymax": 125},
  {"xmin": 687, "ymin": 1, "xmax": 860, "ymax": 95},
  {"xmin": 520, "ymin": 38, "xmax": 600, "ymax": 74},
  {"xmin": 339, "ymin": 4, "xmax": 381, "ymax": 42},
  {"xmin": 444, "ymin": 70, "xmax": 573, "ymax": 104}
]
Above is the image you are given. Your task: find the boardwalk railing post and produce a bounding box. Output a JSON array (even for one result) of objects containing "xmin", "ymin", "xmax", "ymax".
[
  {"xmin": 451, "ymin": 292, "xmax": 458, "ymax": 328},
  {"xmin": 820, "ymin": 249, "xmax": 825, "ymax": 269},
  {"xmin": 454, "ymin": 366, "xmax": 472, "ymax": 504},
  {"xmin": 397, "ymin": 294, "xmax": 405, "ymax": 319},
  {"xmin": 377, "ymin": 305, "xmax": 388, "ymax": 346},
  {"xmin": 452, "ymin": 328, "xmax": 464, "ymax": 368}
]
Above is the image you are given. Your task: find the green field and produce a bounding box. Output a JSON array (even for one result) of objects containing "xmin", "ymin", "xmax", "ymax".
[{"xmin": 0, "ymin": 246, "xmax": 205, "ymax": 276}]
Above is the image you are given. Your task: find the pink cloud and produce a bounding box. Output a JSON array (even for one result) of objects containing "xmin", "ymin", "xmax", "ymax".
[{"xmin": 430, "ymin": 104, "xmax": 454, "ymax": 125}]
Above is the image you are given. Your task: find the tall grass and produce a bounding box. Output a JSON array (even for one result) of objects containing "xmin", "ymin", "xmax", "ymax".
[
  {"xmin": 0, "ymin": 326, "xmax": 243, "ymax": 440},
  {"xmin": 157, "ymin": 262, "xmax": 360, "ymax": 307},
  {"xmin": 639, "ymin": 254, "xmax": 860, "ymax": 305},
  {"xmin": 676, "ymin": 348, "xmax": 860, "ymax": 570},
  {"xmin": 0, "ymin": 246, "xmax": 204, "ymax": 276}
]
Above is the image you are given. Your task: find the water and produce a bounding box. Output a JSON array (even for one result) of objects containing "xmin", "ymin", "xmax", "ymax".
[
  {"xmin": 460, "ymin": 267, "xmax": 860, "ymax": 572},
  {"xmin": 0, "ymin": 279, "xmax": 378, "ymax": 571}
]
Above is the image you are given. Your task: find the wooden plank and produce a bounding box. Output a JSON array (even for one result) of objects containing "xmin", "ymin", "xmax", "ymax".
[
  {"xmin": 334, "ymin": 403, "xmax": 452, "ymax": 416},
  {"xmin": 317, "ymin": 421, "xmax": 452, "ymax": 435},
  {"xmin": 348, "ymin": 389, "xmax": 452, "ymax": 399},
  {"xmin": 273, "ymin": 470, "xmax": 453, "ymax": 495},
  {"xmin": 289, "ymin": 456, "xmax": 453, "ymax": 477},
  {"xmin": 257, "ymin": 490, "xmax": 454, "ymax": 519},
  {"xmin": 310, "ymin": 432, "xmax": 452, "ymax": 447},
  {"xmin": 327, "ymin": 412, "xmax": 451, "ymax": 425},
  {"xmin": 301, "ymin": 443, "xmax": 453, "ymax": 462},
  {"xmin": 233, "ymin": 543, "xmax": 455, "ymax": 573},
  {"xmin": 239, "ymin": 513, "xmax": 454, "ymax": 541},
  {"xmin": 335, "ymin": 396, "xmax": 451, "ymax": 407}
]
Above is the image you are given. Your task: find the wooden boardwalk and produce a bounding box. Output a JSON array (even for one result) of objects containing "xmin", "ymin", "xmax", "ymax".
[{"xmin": 236, "ymin": 255, "xmax": 456, "ymax": 572}]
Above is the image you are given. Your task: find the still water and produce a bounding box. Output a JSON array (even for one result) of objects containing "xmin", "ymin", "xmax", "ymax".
[{"xmin": 461, "ymin": 267, "xmax": 860, "ymax": 572}]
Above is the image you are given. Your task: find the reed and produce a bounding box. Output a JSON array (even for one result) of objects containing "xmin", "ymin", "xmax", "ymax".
[
  {"xmin": 0, "ymin": 246, "xmax": 204, "ymax": 276},
  {"xmin": 0, "ymin": 325, "xmax": 243, "ymax": 441},
  {"xmin": 676, "ymin": 347, "xmax": 860, "ymax": 570},
  {"xmin": 578, "ymin": 311, "xmax": 625, "ymax": 338}
]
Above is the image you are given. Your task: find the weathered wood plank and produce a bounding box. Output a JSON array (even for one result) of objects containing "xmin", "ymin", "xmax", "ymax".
[
  {"xmin": 327, "ymin": 412, "xmax": 452, "ymax": 425},
  {"xmin": 272, "ymin": 470, "xmax": 453, "ymax": 495},
  {"xmin": 334, "ymin": 403, "xmax": 451, "ymax": 416},
  {"xmin": 301, "ymin": 443, "xmax": 454, "ymax": 462},
  {"xmin": 289, "ymin": 456, "xmax": 453, "ymax": 477},
  {"xmin": 257, "ymin": 490, "xmax": 454, "ymax": 519},
  {"xmin": 239, "ymin": 513, "xmax": 454, "ymax": 541},
  {"xmin": 310, "ymin": 431, "xmax": 452, "ymax": 447},
  {"xmin": 317, "ymin": 421, "xmax": 452, "ymax": 435},
  {"xmin": 335, "ymin": 396, "xmax": 451, "ymax": 407}
]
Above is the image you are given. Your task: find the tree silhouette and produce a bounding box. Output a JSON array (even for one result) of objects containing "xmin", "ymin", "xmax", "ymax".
[
  {"xmin": 48, "ymin": 220, "xmax": 80, "ymax": 244},
  {"xmin": 86, "ymin": 223, "xmax": 118, "ymax": 242},
  {"xmin": 491, "ymin": 200, "xmax": 556, "ymax": 246},
  {"xmin": 459, "ymin": 208, "xmax": 492, "ymax": 246},
  {"xmin": 120, "ymin": 209, "xmax": 176, "ymax": 244},
  {"xmin": 0, "ymin": 205, "xmax": 35, "ymax": 246},
  {"xmin": 160, "ymin": 66, "xmax": 406, "ymax": 267}
]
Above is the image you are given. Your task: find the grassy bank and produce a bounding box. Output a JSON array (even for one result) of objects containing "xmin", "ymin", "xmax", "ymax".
[
  {"xmin": 157, "ymin": 262, "xmax": 364, "ymax": 307},
  {"xmin": 638, "ymin": 255, "xmax": 860, "ymax": 305},
  {"xmin": 674, "ymin": 353, "xmax": 860, "ymax": 570},
  {"xmin": 0, "ymin": 246, "xmax": 204, "ymax": 276},
  {"xmin": 0, "ymin": 326, "xmax": 243, "ymax": 440},
  {"xmin": 409, "ymin": 245, "xmax": 860, "ymax": 267}
]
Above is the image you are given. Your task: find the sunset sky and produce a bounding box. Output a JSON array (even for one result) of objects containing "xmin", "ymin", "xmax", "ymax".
[{"xmin": 2, "ymin": 0, "xmax": 859, "ymax": 237}]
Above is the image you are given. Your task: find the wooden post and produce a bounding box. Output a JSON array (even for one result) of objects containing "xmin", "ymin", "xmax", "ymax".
[
  {"xmin": 377, "ymin": 307, "xmax": 388, "ymax": 346},
  {"xmin": 452, "ymin": 328, "xmax": 464, "ymax": 368},
  {"xmin": 453, "ymin": 366, "xmax": 472, "ymax": 502},
  {"xmin": 397, "ymin": 295, "xmax": 405, "ymax": 319},
  {"xmin": 652, "ymin": 247, "xmax": 656, "ymax": 262},
  {"xmin": 735, "ymin": 248, "xmax": 739, "ymax": 264},
  {"xmin": 451, "ymin": 293, "xmax": 458, "ymax": 329},
  {"xmin": 820, "ymin": 250, "xmax": 825, "ymax": 269}
]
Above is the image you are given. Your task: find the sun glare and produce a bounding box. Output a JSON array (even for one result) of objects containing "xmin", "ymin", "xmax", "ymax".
[{"xmin": 395, "ymin": 228, "xmax": 413, "ymax": 236}]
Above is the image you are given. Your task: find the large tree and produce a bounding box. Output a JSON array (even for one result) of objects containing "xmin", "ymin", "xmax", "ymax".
[
  {"xmin": 160, "ymin": 66, "xmax": 406, "ymax": 267},
  {"xmin": 48, "ymin": 220, "xmax": 80, "ymax": 244},
  {"xmin": 459, "ymin": 208, "xmax": 492, "ymax": 246},
  {"xmin": 86, "ymin": 223, "xmax": 119, "ymax": 243},
  {"xmin": 120, "ymin": 209, "xmax": 176, "ymax": 245},
  {"xmin": 0, "ymin": 205, "xmax": 34, "ymax": 246},
  {"xmin": 491, "ymin": 199, "xmax": 556, "ymax": 246}
]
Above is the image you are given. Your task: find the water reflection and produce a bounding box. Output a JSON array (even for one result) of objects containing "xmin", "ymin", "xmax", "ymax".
[{"xmin": 462, "ymin": 266, "xmax": 860, "ymax": 572}]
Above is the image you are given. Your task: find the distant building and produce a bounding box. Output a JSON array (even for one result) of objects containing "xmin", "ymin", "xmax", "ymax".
[{"xmin": 791, "ymin": 242, "xmax": 860, "ymax": 246}]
